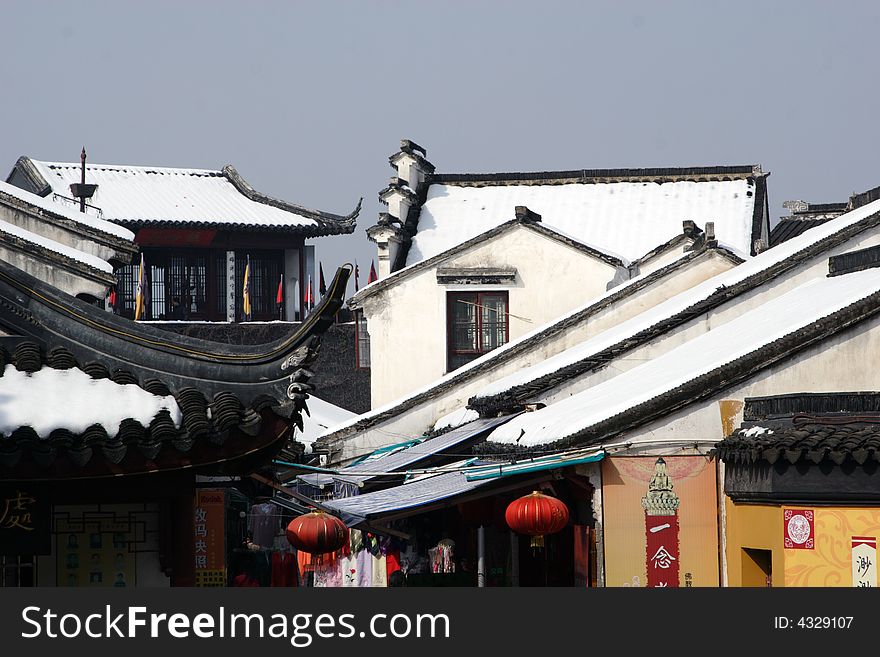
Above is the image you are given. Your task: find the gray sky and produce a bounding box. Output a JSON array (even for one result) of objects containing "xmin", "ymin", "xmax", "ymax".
[{"xmin": 2, "ymin": 1, "xmax": 879, "ymax": 298}]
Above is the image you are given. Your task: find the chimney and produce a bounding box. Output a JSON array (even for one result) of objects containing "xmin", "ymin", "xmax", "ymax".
[
  {"xmin": 705, "ymin": 221, "xmax": 717, "ymax": 247},
  {"xmin": 390, "ymin": 138, "xmax": 435, "ymax": 190},
  {"xmin": 515, "ymin": 206, "xmax": 542, "ymax": 223}
]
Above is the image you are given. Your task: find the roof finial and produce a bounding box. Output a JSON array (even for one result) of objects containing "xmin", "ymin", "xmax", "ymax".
[{"xmin": 80, "ymin": 147, "xmax": 87, "ymax": 212}]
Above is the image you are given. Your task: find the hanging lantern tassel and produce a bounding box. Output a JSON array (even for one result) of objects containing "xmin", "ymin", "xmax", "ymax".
[{"xmin": 505, "ymin": 491, "xmax": 569, "ymax": 552}]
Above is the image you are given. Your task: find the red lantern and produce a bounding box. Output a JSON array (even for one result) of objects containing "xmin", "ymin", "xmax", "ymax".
[
  {"xmin": 286, "ymin": 511, "xmax": 348, "ymax": 555},
  {"xmin": 505, "ymin": 491, "xmax": 569, "ymax": 549}
]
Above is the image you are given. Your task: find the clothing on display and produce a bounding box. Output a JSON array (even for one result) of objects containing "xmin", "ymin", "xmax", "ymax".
[{"xmin": 247, "ymin": 502, "xmax": 279, "ymax": 548}]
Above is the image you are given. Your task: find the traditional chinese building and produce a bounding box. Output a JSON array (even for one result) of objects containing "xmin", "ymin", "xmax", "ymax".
[
  {"xmin": 6, "ymin": 153, "xmax": 360, "ymax": 321},
  {"xmin": 0, "ymin": 180, "xmax": 351, "ymax": 586},
  {"xmin": 718, "ymin": 392, "xmax": 880, "ymax": 587}
]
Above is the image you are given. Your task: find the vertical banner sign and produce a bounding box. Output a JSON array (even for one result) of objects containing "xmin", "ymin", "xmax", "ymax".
[
  {"xmin": 851, "ymin": 536, "xmax": 877, "ymax": 587},
  {"xmin": 602, "ymin": 456, "xmax": 718, "ymax": 587},
  {"xmin": 641, "ymin": 458, "xmax": 680, "ymax": 587},
  {"xmin": 783, "ymin": 509, "xmax": 814, "ymax": 549},
  {"xmin": 194, "ymin": 489, "xmax": 226, "ymax": 587}
]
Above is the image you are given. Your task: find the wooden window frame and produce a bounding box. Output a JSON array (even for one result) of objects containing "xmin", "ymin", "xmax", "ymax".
[{"xmin": 446, "ymin": 290, "xmax": 509, "ymax": 372}]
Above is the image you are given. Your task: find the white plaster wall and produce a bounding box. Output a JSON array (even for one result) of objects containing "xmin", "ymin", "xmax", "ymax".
[
  {"xmin": 330, "ymin": 250, "xmax": 735, "ymax": 464},
  {"xmin": 537, "ymin": 229, "xmax": 880, "ymax": 407},
  {"xmin": 0, "ymin": 204, "xmax": 126, "ymax": 263},
  {"xmin": 613, "ymin": 312, "xmax": 880, "ymax": 448},
  {"xmin": 0, "ymin": 245, "xmax": 108, "ymax": 298},
  {"xmin": 363, "ymin": 225, "xmax": 623, "ymax": 407},
  {"xmin": 632, "ymin": 240, "xmax": 692, "ymax": 277}
]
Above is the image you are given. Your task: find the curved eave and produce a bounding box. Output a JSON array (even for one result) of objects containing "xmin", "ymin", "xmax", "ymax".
[
  {"xmin": 0, "ymin": 260, "xmax": 351, "ymax": 407},
  {"xmin": 223, "ymin": 164, "xmax": 361, "ymax": 234},
  {"xmin": 0, "ymin": 408, "xmax": 290, "ymax": 481}
]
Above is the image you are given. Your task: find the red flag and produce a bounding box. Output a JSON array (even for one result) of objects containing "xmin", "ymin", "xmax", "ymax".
[
  {"xmin": 354, "ymin": 261, "xmax": 360, "ymax": 292},
  {"xmin": 108, "ymin": 286, "xmax": 117, "ymax": 307},
  {"xmin": 276, "ymin": 274, "xmax": 283, "ymax": 305},
  {"xmin": 319, "ymin": 262, "xmax": 327, "ymax": 297},
  {"xmin": 367, "ymin": 260, "xmax": 378, "ymax": 284}
]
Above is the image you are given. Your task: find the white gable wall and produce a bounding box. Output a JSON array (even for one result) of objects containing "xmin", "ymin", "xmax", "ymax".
[
  {"xmin": 329, "ymin": 248, "xmax": 736, "ymax": 464},
  {"xmin": 362, "ymin": 224, "xmax": 624, "ymax": 407}
]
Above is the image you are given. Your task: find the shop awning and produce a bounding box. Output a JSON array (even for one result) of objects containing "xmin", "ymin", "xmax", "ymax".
[
  {"xmin": 323, "ymin": 449, "xmax": 604, "ymax": 527},
  {"xmin": 295, "ymin": 414, "xmax": 522, "ymax": 490}
]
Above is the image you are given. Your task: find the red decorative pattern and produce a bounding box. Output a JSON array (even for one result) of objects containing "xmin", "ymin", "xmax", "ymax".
[
  {"xmin": 783, "ymin": 509, "xmax": 814, "ymax": 549},
  {"xmin": 286, "ymin": 511, "xmax": 348, "ymax": 555}
]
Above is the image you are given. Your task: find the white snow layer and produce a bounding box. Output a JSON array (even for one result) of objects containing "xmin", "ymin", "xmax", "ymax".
[
  {"xmin": 322, "ymin": 198, "xmax": 880, "ymax": 441},
  {"xmin": 408, "ymin": 179, "xmax": 757, "ymax": 266},
  {"xmin": 318, "ymin": 256, "xmax": 689, "ymax": 440},
  {"xmin": 475, "ymin": 198, "xmax": 880, "ymax": 399},
  {"xmin": 0, "ymin": 180, "xmax": 135, "ymax": 240},
  {"xmin": 487, "ymin": 267, "xmax": 880, "ymax": 447},
  {"xmin": 30, "ymin": 161, "xmax": 323, "ymax": 228},
  {"xmin": 293, "ymin": 396, "xmax": 357, "ymax": 451},
  {"xmin": 433, "ymin": 407, "xmax": 479, "ymax": 432},
  {"xmin": 0, "ymin": 217, "xmax": 113, "ymax": 273},
  {"xmin": 0, "ymin": 365, "xmax": 182, "ymax": 437},
  {"xmin": 742, "ymin": 426, "xmax": 772, "ymax": 437}
]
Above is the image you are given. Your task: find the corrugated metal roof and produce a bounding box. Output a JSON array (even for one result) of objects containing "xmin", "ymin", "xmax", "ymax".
[
  {"xmin": 322, "ymin": 449, "xmax": 604, "ymax": 524},
  {"xmin": 299, "ymin": 415, "xmax": 518, "ymax": 488},
  {"xmin": 322, "ymin": 471, "xmax": 490, "ymax": 522},
  {"xmin": 29, "ymin": 160, "xmax": 337, "ymax": 230}
]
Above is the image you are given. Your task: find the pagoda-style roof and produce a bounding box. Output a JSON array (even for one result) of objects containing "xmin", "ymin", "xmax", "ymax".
[
  {"xmin": 0, "ymin": 260, "xmax": 351, "ymax": 479},
  {"xmin": 8, "ymin": 157, "xmax": 360, "ymax": 237}
]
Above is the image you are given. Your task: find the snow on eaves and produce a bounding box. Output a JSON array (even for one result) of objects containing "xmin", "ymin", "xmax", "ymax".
[
  {"xmin": 30, "ymin": 160, "xmax": 321, "ymax": 228},
  {"xmin": 433, "ymin": 408, "xmax": 479, "ymax": 432},
  {"xmin": 0, "ymin": 180, "xmax": 135, "ymax": 241},
  {"xmin": 0, "ymin": 364, "xmax": 182, "ymax": 437},
  {"xmin": 319, "ymin": 251, "xmax": 696, "ymax": 440},
  {"xmin": 409, "ymin": 179, "xmax": 757, "ymax": 266},
  {"xmin": 293, "ymin": 395, "xmax": 357, "ymax": 452},
  {"xmin": 0, "ymin": 217, "xmax": 113, "ymax": 273},
  {"xmin": 487, "ymin": 267, "xmax": 880, "ymax": 447},
  {"xmin": 474, "ymin": 198, "xmax": 880, "ymax": 400}
]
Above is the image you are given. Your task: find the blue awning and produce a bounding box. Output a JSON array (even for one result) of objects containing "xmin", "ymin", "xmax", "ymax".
[
  {"xmin": 322, "ymin": 449, "xmax": 604, "ymax": 526},
  {"xmin": 294, "ymin": 414, "xmax": 521, "ymax": 491}
]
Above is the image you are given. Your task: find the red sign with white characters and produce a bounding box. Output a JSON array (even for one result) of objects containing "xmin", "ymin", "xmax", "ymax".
[
  {"xmin": 783, "ymin": 509, "xmax": 814, "ymax": 549},
  {"xmin": 645, "ymin": 514, "xmax": 680, "ymax": 587}
]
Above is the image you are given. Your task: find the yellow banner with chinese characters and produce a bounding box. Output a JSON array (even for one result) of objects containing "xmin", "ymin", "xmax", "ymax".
[{"xmin": 602, "ymin": 456, "xmax": 720, "ymax": 587}]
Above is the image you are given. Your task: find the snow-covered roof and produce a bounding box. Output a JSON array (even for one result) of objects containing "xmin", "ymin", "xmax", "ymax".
[
  {"xmin": 406, "ymin": 172, "xmax": 761, "ymax": 266},
  {"xmin": 321, "ymin": 247, "xmax": 707, "ymax": 440},
  {"xmin": 0, "ymin": 364, "xmax": 181, "ymax": 438},
  {"xmin": 293, "ymin": 396, "xmax": 357, "ymax": 452},
  {"xmin": 0, "ymin": 179, "xmax": 134, "ymax": 241},
  {"xmin": 474, "ymin": 198, "xmax": 880, "ymax": 402},
  {"xmin": 18, "ymin": 159, "xmax": 358, "ymax": 234},
  {"xmin": 0, "ymin": 217, "xmax": 113, "ymax": 273},
  {"xmin": 486, "ymin": 266, "xmax": 880, "ymax": 448}
]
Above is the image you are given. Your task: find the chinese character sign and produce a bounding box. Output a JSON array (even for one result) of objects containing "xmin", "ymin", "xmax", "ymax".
[
  {"xmin": 851, "ymin": 536, "xmax": 877, "ymax": 587},
  {"xmin": 193, "ymin": 489, "xmax": 226, "ymax": 587},
  {"xmin": 0, "ymin": 487, "xmax": 50, "ymax": 555},
  {"xmin": 645, "ymin": 514, "xmax": 680, "ymax": 587},
  {"xmin": 783, "ymin": 509, "xmax": 814, "ymax": 549},
  {"xmin": 601, "ymin": 457, "xmax": 719, "ymax": 587}
]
